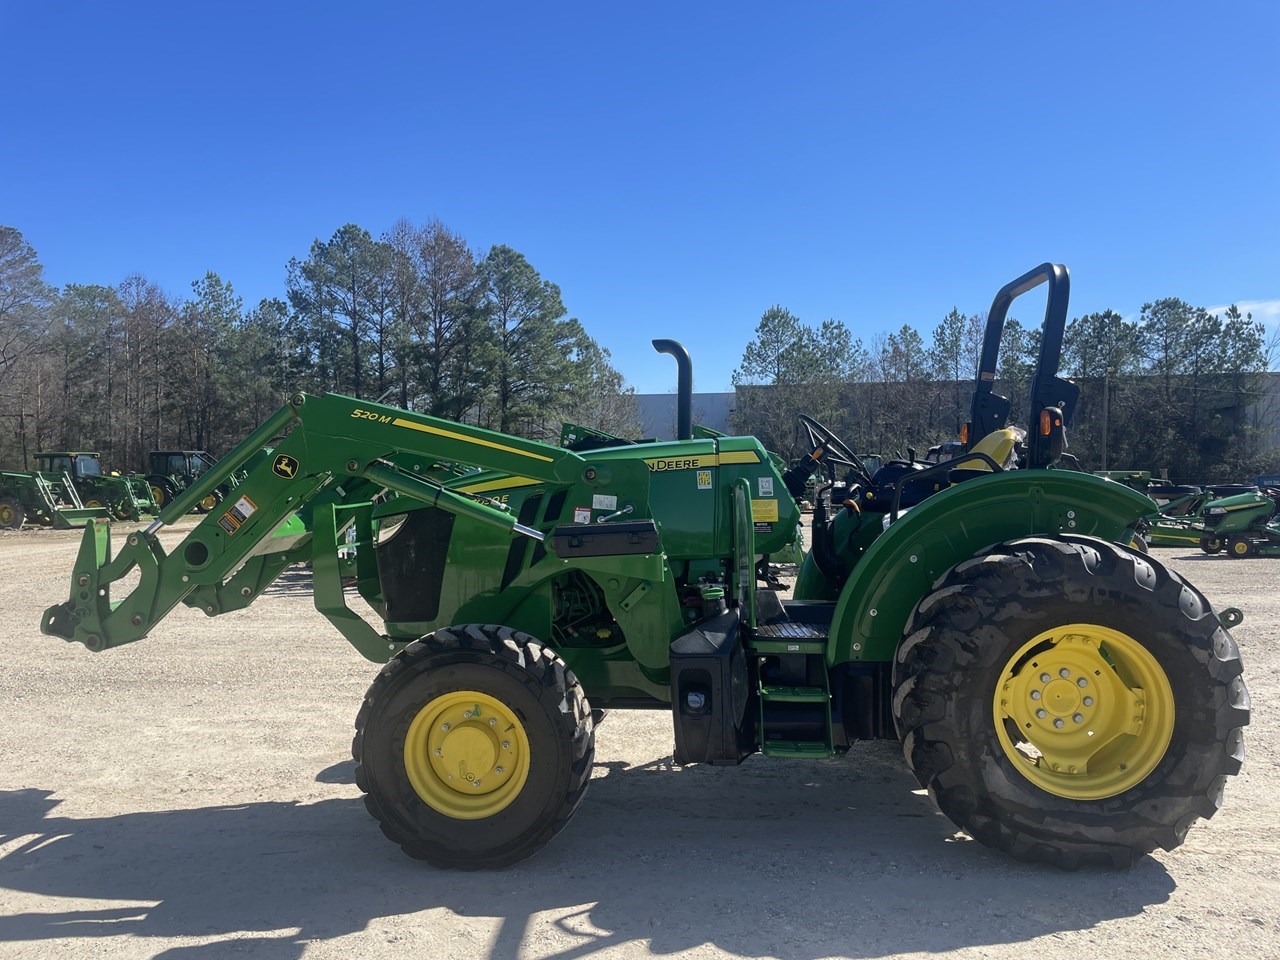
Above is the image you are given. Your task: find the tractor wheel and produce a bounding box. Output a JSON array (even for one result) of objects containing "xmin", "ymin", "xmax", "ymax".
[
  {"xmin": 149, "ymin": 483, "xmax": 171, "ymax": 509},
  {"xmin": 196, "ymin": 489, "xmax": 222, "ymax": 514},
  {"xmin": 893, "ymin": 536, "xmax": 1249, "ymax": 869},
  {"xmin": 1128, "ymin": 534, "xmax": 1149, "ymax": 554},
  {"xmin": 353, "ymin": 623, "xmax": 594, "ymax": 869},
  {"xmin": 1227, "ymin": 537, "xmax": 1255, "ymax": 559},
  {"xmin": 0, "ymin": 497, "xmax": 25, "ymax": 530},
  {"xmin": 1200, "ymin": 535, "xmax": 1222, "ymax": 555}
]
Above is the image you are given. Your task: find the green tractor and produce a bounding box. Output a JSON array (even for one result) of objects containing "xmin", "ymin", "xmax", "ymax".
[
  {"xmin": 145, "ymin": 450, "xmax": 246, "ymax": 513},
  {"xmin": 33, "ymin": 451, "xmax": 159, "ymax": 522},
  {"xmin": 42, "ymin": 263, "xmax": 1249, "ymax": 871},
  {"xmin": 0, "ymin": 465, "xmax": 108, "ymax": 530},
  {"xmin": 1197, "ymin": 487, "xmax": 1280, "ymax": 557}
]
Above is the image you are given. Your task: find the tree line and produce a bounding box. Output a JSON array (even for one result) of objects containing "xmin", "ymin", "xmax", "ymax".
[
  {"xmin": 3, "ymin": 218, "xmax": 1275, "ymax": 485},
  {"xmin": 0, "ymin": 223, "xmax": 641, "ymax": 471},
  {"xmin": 731, "ymin": 301, "xmax": 1279, "ymax": 484}
]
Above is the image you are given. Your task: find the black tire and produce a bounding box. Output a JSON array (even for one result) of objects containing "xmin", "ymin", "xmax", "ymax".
[
  {"xmin": 1128, "ymin": 533, "xmax": 1149, "ymax": 554},
  {"xmin": 148, "ymin": 480, "xmax": 174, "ymax": 510},
  {"xmin": 352, "ymin": 623, "xmax": 594, "ymax": 869},
  {"xmin": 0, "ymin": 496, "xmax": 25, "ymax": 530},
  {"xmin": 1226, "ymin": 537, "xmax": 1255, "ymax": 559},
  {"xmin": 194, "ymin": 488, "xmax": 222, "ymax": 514},
  {"xmin": 893, "ymin": 536, "xmax": 1249, "ymax": 869},
  {"xmin": 1200, "ymin": 535, "xmax": 1222, "ymax": 555}
]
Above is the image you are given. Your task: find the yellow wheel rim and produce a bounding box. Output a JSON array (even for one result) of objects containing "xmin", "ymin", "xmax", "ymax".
[
  {"xmin": 200, "ymin": 493, "xmax": 219, "ymax": 511},
  {"xmin": 0, "ymin": 504, "xmax": 13, "ymax": 526},
  {"xmin": 150, "ymin": 485, "xmax": 166, "ymax": 506},
  {"xmin": 1231, "ymin": 540, "xmax": 1249, "ymax": 557},
  {"xmin": 994, "ymin": 624, "xmax": 1174, "ymax": 800},
  {"xmin": 85, "ymin": 499, "xmax": 104, "ymax": 509},
  {"xmin": 403, "ymin": 690, "xmax": 530, "ymax": 819}
]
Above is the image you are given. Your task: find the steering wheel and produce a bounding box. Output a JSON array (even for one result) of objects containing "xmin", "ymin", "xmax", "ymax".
[{"xmin": 798, "ymin": 414, "xmax": 875, "ymax": 487}]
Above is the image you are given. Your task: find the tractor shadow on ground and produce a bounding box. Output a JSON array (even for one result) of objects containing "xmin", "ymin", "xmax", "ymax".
[
  {"xmin": 261, "ymin": 567, "xmax": 316, "ymax": 598},
  {"xmin": 0, "ymin": 742, "xmax": 1175, "ymax": 960}
]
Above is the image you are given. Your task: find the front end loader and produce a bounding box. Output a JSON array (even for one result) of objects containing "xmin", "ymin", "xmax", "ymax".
[
  {"xmin": 41, "ymin": 264, "xmax": 1249, "ymax": 871},
  {"xmin": 34, "ymin": 452, "xmax": 159, "ymax": 522},
  {"xmin": 0, "ymin": 466, "xmax": 108, "ymax": 529}
]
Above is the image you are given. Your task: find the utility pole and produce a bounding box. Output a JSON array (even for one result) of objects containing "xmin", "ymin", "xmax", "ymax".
[{"xmin": 1101, "ymin": 366, "xmax": 1113, "ymax": 471}]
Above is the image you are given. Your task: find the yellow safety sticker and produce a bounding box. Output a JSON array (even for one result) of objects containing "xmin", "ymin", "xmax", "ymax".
[{"xmin": 751, "ymin": 499, "xmax": 780, "ymax": 522}]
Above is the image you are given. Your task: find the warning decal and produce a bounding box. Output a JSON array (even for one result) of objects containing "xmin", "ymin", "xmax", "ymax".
[
  {"xmin": 573, "ymin": 506, "xmax": 592, "ymax": 524},
  {"xmin": 751, "ymin": 499, "xmax": 780, "ymax": 522},
  {"xmin": 219, "ymin": 494, "xmax": 259, "ymax": 536}
]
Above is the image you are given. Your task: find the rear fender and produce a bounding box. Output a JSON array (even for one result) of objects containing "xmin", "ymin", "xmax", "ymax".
[{"xmin": 827, "ymin": 471, "xmax": 1154, "ymax": 665}]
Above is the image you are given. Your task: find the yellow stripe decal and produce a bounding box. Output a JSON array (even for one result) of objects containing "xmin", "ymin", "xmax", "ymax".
[
  {"xmin": 643, "ymin": 451, "xmax": 761, "ymax": 471},
  {"xmin": 455, "ymin": 476, "xmax": 541, "ymax": 495},
  {"xmin": 392, "ymin": 419, "xmax": 555, "ymax": 463}
]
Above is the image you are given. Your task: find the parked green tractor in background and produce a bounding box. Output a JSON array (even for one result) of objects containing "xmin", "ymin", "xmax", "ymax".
[
  {"xmin": 33, "ymin": 452, "xmax": 158, "ymax": 522},
  {"xmin": 1198, "ymin": 487, "xmax": 1280, "ymax": 557},
  {"xmin": 145, "ymin": 450, "xmax": 249, "ymax": 513},
  {"xmin": 0, "ymin": 466, "xmax": 107, "ymax": 530},
  {"xmin": 42, "ymin": 264, "xmax": 1248, "ymax": 871}
]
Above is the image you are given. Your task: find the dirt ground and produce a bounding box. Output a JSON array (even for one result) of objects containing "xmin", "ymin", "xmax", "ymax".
[{"xmin": 0, "ymin": 520, "xmax": 1277, "ymax": 960}]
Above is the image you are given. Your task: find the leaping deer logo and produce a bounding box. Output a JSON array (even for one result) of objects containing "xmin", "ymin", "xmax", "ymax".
[{"xmin": 272, "ymin": 455, "xmax": 299, "ymax": 479}]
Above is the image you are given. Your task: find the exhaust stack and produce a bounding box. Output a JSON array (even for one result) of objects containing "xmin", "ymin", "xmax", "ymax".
[{"xmin": 652, "ymin": 339, "xmax": 693, "ymax": 441}]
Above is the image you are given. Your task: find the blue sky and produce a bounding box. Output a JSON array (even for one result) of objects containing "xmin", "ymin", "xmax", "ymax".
[{"xmin": 2, "ymin": 2, "xmax": 1277, "ymax": 393}]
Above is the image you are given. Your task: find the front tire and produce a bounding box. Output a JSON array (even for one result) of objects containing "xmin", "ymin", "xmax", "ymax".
[
  {"xmin": 0, "ymin": 497, "xmax": 25, "ymax": 529},
  {"xmin": 893, "ymin": 536, "xmax": 1249, "ymax": 868},
  {"xmin": 1200, "ymin": 534, "xmax": 1222, "ymax": 555},
  {"xmin": 353, "ymin": 624, "xmax": 594, "ymax": 869}
]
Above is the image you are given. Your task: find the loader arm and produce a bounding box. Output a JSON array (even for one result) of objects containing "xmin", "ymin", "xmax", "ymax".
[{"xmin": 41, "ymin": 392, "xmax": 648, "ymax": 656}]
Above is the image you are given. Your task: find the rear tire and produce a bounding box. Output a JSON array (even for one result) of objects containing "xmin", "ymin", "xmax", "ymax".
[
  {"xmin": 353, "ymin": 624, "xmax": 594, "ymax": 869},
  {"xmin": 1227, "ymin": 537, "xmax": 1255, "ymax": 559},
  {"xmin": 893, "ymin": 536, "xmax": 1249, "ymax": 868},
  {"xmin": 0, "ymin": 497, "xmax": 25, "ymax": 529},
  {"xmin": 149, "ymin": 482, "xmax": 174, "ymax": 510},
  {"xmin": 1200, "ymin": 535, "xmax": 1222, "ymax": 555}
]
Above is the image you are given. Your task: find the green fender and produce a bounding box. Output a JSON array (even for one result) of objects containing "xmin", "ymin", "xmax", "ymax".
[{"xmin": 827, "ymin": 471, "xmax": 1155, "ymax": 665}]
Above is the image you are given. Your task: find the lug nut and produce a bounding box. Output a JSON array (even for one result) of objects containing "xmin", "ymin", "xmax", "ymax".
[
  {"xmin": 434, "ymin": 748, "xmax": 442, "ymax": 758},
  {"xmin": 501, "ymin": 741, "xmax": 510, "ymax": 750},
  {"xmin": 473, "ymin": 780, "xmax": 482, "ymax": 788},
  {"xmin": 1083, "ymin": 696, "xmax": 1094, "ymax": 706},
  {"xmin": 1030, "ymin": 690, "xmax": 1042, "ymax": 701},
  {"xmin": 495, "ymin": 766, "xmax": 504, "ymax": 774},
  {"xmin": 1077, "ymin": 678, "xmax": 1088, "ymax": 688},
  {"xmin": 1054, "ymin": 718, "xmax": 1065, "ymax": 729},
  {"xmin": 1036, "ymin": 709, "xmax": 1047, "ymax": 719},
  {"xmin": 489, "ymin": 717, "xmax": 497, "ymax": 726},
  {"xmin": 1040, "ymin": 673, "xmax": 1051, "ymax": 683},
  {"xmin": 1059, "ymin": 668, "xmax": 1071, "ymax": 678},
  {"xmin": 441, "ymin": 723, "xmax": 451, "ymax": 732},
  {"xmin": 1073, "ymin": 713, "xmax": 1084, "ymax": 724}
]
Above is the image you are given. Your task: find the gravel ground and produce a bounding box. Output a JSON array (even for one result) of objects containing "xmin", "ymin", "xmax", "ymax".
[{"xmin": 0, "ymin": 521, "xmax": 1277, "ymax": 960}]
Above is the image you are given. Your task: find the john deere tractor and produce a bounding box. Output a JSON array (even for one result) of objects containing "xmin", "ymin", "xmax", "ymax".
[
  {"xmin": 34, "ymin": 452, "xmax": 158, "ymax": 522},
  {"xmin": 42, "ymin": 264, "xmax": 1248, "ymax": 870},
  {"xmin": 145, "ymin": 450, "xmax": 253, "ymax": 513}
]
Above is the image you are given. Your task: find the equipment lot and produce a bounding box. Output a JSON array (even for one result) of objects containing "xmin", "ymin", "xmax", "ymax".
[{"xmin": 1, "ymin": 523, "xmax": 1277, "ymax": 960}]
